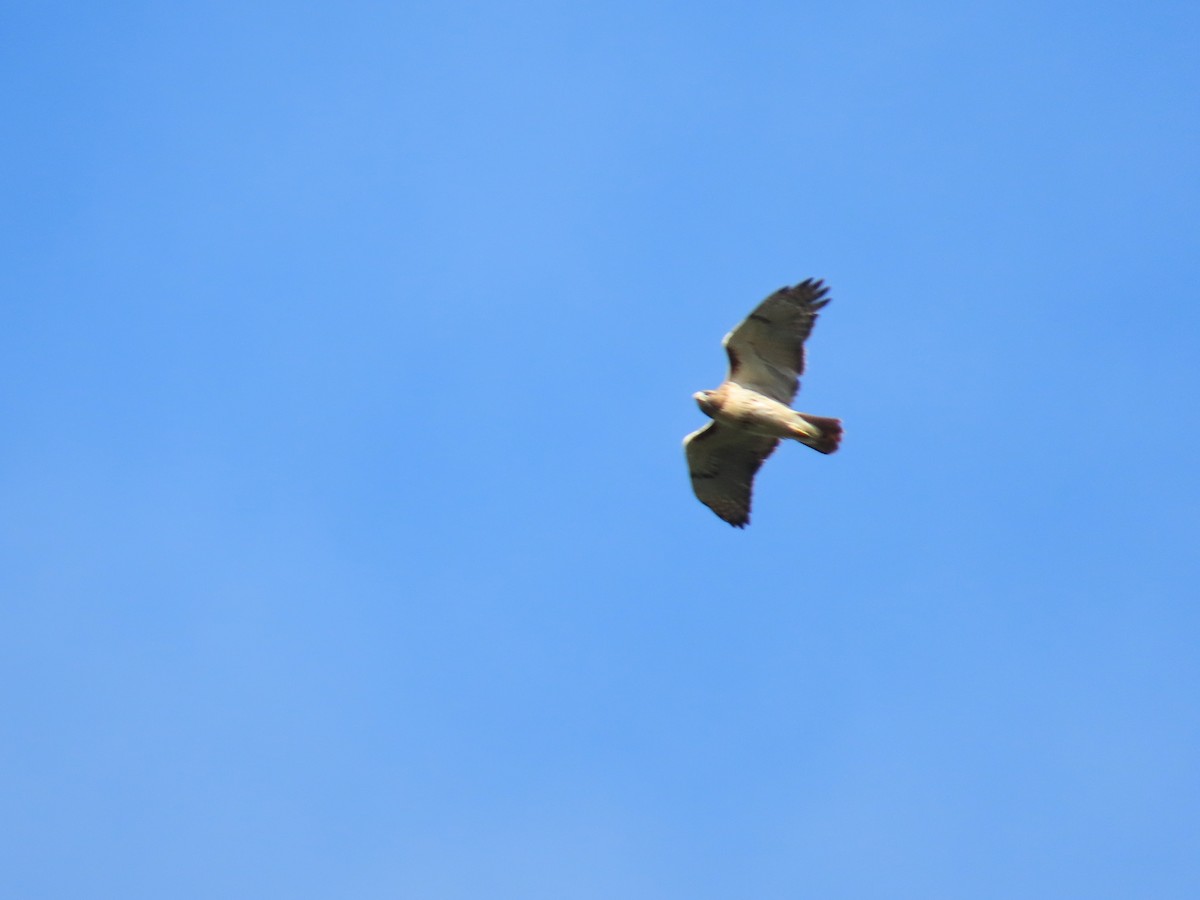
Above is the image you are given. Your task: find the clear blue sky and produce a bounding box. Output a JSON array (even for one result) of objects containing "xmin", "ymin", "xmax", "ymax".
[{"xmin": 3, "ymin": 2, "xmax": 1198, "ymax": 897}]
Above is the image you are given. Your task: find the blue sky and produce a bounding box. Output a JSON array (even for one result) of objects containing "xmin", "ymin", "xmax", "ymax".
[{"xmin": 3, "ymin": 2, "xmax": 1198, "ymax": 897}]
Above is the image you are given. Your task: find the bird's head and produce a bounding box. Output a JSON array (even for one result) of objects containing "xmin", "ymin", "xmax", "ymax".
[{"xmin": 693, "ymin": 390, "xmax": 716, "ymax": 415}]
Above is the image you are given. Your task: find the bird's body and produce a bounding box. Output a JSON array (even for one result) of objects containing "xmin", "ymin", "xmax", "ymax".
[
  {"xmin": 684, "ymin": 279, "xmax": 842, "ymax": 527},
  {"xmin": 698, "ymin": 382, "xmax": 822, "ymax": 443}
]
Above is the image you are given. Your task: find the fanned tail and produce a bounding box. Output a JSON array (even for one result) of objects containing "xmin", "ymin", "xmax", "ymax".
[{"xmin": 797, "ymin": 414, "xmax": 843, "ymax": 454}]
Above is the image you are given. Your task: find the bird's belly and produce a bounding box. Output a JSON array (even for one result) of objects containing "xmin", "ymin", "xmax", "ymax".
[{"xmin": 715, "ymin": 392, "xmax": 797, "ymax": 437}]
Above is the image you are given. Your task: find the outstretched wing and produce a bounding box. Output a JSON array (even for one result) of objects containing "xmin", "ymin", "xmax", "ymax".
[
  {"xmin": 683, "ymin": 422, "xmax": 780, "ymax": 528},
  {"xmin": 722, "ymin": 278, "xmax": 830, "ymax": 403}
]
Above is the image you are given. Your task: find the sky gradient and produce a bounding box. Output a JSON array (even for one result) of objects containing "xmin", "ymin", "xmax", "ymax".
[{"xmin": 3, "ymin": 2, "xmax": 1199, "ymax": 897}]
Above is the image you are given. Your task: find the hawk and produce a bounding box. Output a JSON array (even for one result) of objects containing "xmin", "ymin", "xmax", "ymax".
[{"xmin": 684, "ymin": 279, "xmax": 842, "ymax": 527}]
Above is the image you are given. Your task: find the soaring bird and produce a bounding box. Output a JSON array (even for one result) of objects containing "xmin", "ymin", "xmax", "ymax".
[{"xmin": 684, "ymin": 279, "xmax": 842, "ymax": 527}]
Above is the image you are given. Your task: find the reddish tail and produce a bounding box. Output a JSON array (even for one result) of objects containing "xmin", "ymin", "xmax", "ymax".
[{"xmin": 798, "ymin": 414, "xmax": 843, "ymax": 454}]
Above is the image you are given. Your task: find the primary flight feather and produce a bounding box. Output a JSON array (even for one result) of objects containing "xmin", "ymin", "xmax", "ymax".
[{"xmin": 684, "ymin": 279, "xmax": 842, "ymax": 527}]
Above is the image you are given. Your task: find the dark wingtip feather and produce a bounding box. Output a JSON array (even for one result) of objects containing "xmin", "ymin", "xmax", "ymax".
[{"xmin": 784, "ymin": 278, "xmax": 831, "ymax": 310}]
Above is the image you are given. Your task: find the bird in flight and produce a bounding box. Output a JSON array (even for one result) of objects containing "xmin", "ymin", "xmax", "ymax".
[{"xmin": 684, "ymin": 279, "xmax": 842, "ymax": 527}]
